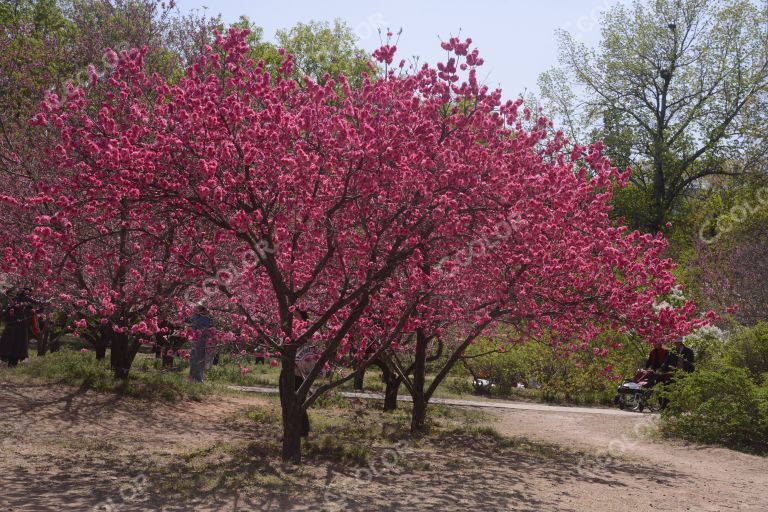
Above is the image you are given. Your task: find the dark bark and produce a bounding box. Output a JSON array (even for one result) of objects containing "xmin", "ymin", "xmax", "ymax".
[
  {"xmin": 383, "ymin": 375, "xmax": 401, "ymax": 412},
  {"xmin": 279, "ymin": 348, "xmax": 304, "ymax": 464},
  {"xmin": 353, "ymin": 368, "xmax": 365, "ymax": 391},
  {"xmin": 35, "ymin": 325, "xmax": 49, "ymax": 357},
  {"xmin": 47, "ymin": 314, "xmax": 68, "ymax": 354},
  {"xmin": 109, "ymin": 330, "xmax": 139, "ymax": 379},
  {"xmin": 410, "ymin": 394, "xmax": 427, "ymax": 434},
  {"xmin": 371, "ymin": 356, "xmax": 400, "ymax": 412},
  {"xmin": 650, "ymin": 65, "xmax": 671, "ymax": 234},
  {"xmin": 84, "ymin": 327, "xmax": 110, "ymax": 360},
  {"xmin": 651, "ymin": 156, "xmax": 666, "ymax": 233},
  {"xmin": 410, "ymin": 329, "xmax": 429, "ymax": 434},
  {"xmin": 281, "ymin": 405, "xmax": 304, "ymax": 464},
  {"xmin": 94, "ymin": 339, "xmax": 108, "ymax": 360},
  {"xmin": 403, "ymin": 325, "xmax": 483, "ymax": 433}
]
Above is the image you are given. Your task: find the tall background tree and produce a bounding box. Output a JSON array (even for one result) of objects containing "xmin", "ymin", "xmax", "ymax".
[{"xmin": 540, "ymin": 0, "xmax": 768, "ymax": 233}]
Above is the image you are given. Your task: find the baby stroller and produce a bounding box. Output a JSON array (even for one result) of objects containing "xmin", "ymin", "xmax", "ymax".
[{"xmin": 613, "ymin": 369, "xmax": 661, "ymax": 412}]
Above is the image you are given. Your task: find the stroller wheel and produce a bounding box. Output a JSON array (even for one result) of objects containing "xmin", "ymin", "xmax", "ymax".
[{"xmin": 632, "ymin": 392, "xmax": 644, "ymax": 412}]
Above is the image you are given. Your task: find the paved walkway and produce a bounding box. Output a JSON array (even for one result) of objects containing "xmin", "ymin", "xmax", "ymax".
[{"xmin": 228, "ymin": 385, "xmax": 639, "ymax": 416}]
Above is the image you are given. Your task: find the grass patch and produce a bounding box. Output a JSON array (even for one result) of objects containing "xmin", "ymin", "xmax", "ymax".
[
  {"xmin": 204, "ymin": 354, "xmax": 282, "ymax": 387},
  {"xmin": 247, "ymin": 406, "xmax": 280, "ymax": 425},
  {"xmin": 313, "ymin": 391, "xmax": 353, "ymax": 409},
  {"xmin": 303, "ymin": 435, "xmax": 371, "ymax": 465},
  {"xmin": 0, "ymin": 349, "xmax": 210, "ymax": 402}
]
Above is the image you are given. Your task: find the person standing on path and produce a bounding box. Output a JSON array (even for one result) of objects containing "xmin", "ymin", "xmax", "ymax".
[{"xmin": 187, "ymin": 305, "xmax": 213, "ymax": 382}]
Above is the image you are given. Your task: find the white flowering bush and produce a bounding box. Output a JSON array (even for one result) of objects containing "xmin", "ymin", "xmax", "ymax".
[{"xmin": 685, "ymin": 324, "xmax": 728, "ymax": 364}]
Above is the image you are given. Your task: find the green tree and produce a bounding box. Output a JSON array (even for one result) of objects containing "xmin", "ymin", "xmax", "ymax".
[
  {"xmin": 276, "ymin": 19, "xmax": 370, "ymax": 85},
  {"xmin": 540, "ymin": 0, "xmax": 768, "ymax": 232},
  {"xmin": 60, "ymin": 0, "xmax": 212, "ymax": 79},
  {"xmin": 226, "ymin": 17, "xmax": 372, "ymax": 87},
  {"xmin": 0, "ymin": 0, "xmax": 75, "ymax": 177},
  {"xmin": 228, "ymin": 16, "xmax": 283, "ymax": 70},
  {"xmin": 0, "ymin": 0, "xmax": 215, "ymax": 177}
]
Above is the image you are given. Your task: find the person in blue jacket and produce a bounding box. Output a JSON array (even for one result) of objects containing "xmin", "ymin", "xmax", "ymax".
[{"xmin": 187, "ymin": 305, "xmax": 213, "ymax": 382}]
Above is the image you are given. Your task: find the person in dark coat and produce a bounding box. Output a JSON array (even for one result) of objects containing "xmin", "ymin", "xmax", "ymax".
[
  {"xmin": 645, "ymin": 342, "xmax": 669, "ymax": 371},
  {"xmin": 658, "ymin": 337, "xmax": 695, "ymax": 410},
  {"xmin": 662, "ymin": 338, "xmax": 695, "ymax": 373},
  {"xmin": 0, "ymin": 290, "xmax": 35, "ymax": 367}
]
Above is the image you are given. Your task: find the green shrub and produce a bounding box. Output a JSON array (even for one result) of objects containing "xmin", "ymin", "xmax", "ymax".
[
  {"xmin": 462, "ymin": 332, "xmax": 644, "ymax": 404},
  {"xmin": 726, "ymin": 322, "xmax": 768, "ymax": 383},
  {"xmin": 759, "ymin": 380, "xmax": 768, "ymax": 435},
  {"xmin": 443, "ymin": 375, "xmax": 474, "ymax": 395},
  {"xmin": 660, "ymin": 364, "xmax": 768, "ymax": 454},
  {"xmin": 247, "ymin": 406, "xmax": 280, "ymax": 424}
]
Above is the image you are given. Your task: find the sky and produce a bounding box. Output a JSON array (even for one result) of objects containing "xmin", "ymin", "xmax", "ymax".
[{"xmin": 173, "ymin": 0, "xmax": 625, "ymax": 99}]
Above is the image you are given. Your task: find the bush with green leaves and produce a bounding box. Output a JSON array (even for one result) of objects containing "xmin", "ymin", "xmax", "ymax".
[
  {"xmin": 660, "ymin": 363, "xmax": 768, "ymax": 454},
  {"xmin": 462, "ymin": 332, "xmax": 645, "ymax": 404},
  {"xmin": 726, "ymin": 322, "xmax": 768, "ymax": 384}
]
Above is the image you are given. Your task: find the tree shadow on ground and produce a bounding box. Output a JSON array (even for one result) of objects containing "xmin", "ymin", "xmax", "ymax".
[{"xmin": 0, "ymin": 382, "xmax": 690, "ymax": 512}]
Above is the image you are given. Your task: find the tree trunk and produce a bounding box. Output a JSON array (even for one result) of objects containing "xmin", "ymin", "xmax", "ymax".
[
  {"xmin": 110, "ymin": 331, "xmax": 138, "ymax": 379},
  {"xmin": 94, "ymin": 339, "xmax": 108, "ymax": 360},
  {"xmin": 353, "ymin": 368, "xmax": 365, "ymax": 391},
  {"xmin": 281, "ymin": 405, "xmax": 304, "ymax": 464},
  {"xmin": 36, "ymin": 326, "xmax": 49, "ymax": 357},
  {"xmin": 651, "ymin": 160, "xmax": 666, "ymax": 233},
  {"xmin": 278, "ymin": 349, "xmax": 304, "ymax": 464},
  {"xmin": 110, "ymin": 332, "xmax": 129, "ymax": 379},
  {"xmin": 383, "ymin": 375, "xmax": 400, "ymax": 412},
  {"xmin": 410, "ymin": 329, "xmax": 429, "ymax": 434},
  {"xmin": 374, "ymin": 357, "xmax": 400, "ymax": 412},
  {"xmin": 651, "ymin": 87, "xmax": 668, "ymax": 234},
  {"xmin": 410, "ymin": 394, "xmax": 427, "ymax": 434},
  {"xmin": 85, "ymin": 327, "xmax": 110, "ymax": 361}
]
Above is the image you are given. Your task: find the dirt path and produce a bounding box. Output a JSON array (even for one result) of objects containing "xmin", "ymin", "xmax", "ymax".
[
  {"xmin": 0, "ymin": 382, "xmax": 766, "ymax": 511},
  {"xmin": 492, "ymin": 408, "xmax": 768, "ymax": 512},
  {"xmin": 231, "ymin": 385, "xmax": 636, "ymax": 416}
]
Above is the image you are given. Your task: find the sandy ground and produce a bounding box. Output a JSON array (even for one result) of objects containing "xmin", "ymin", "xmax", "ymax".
[
  {"xmin": 0, "ymin": 382, "xmax": 766, "ymax": 512},
  {"xmin": 492, "ymin": 408, "xmax": 768, "ymax": 512}
]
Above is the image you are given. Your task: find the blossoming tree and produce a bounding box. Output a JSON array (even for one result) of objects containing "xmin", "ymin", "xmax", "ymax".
[{"xmin": 14, "ymin": 29, "xmax": 710, "ymax": 462}]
